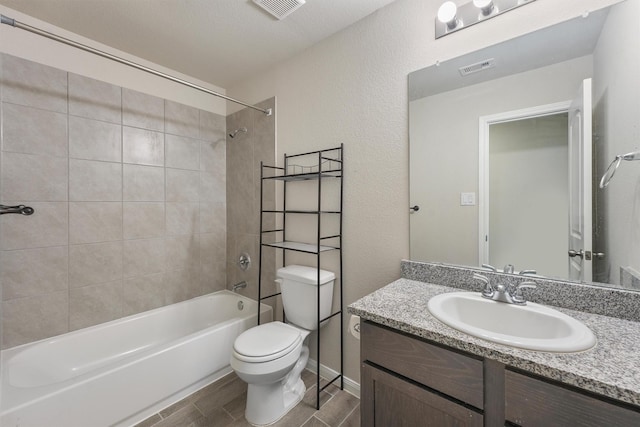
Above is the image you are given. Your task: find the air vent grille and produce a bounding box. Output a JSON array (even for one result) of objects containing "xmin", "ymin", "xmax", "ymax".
[
  {"xmin": 459, "ymin": 58, "xmax": 496, "ymax": 76},
  {"xmin": 253, "ymin": 0, "xmax": 306, "ymax": 20}
]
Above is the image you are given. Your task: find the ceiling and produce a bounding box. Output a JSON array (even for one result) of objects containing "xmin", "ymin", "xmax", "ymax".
[{"xmin": 0, "ymin": 0, "xmax": 398, "ymax": 88}]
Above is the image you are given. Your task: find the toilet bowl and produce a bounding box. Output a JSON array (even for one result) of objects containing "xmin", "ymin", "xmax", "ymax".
[
  {"xmin": 231, "ymin": 321, "xmax": 310, "ymax": 426},
  {"xmin": 230, "ymin": 265, "xmax": 335, "ymax": 426}
]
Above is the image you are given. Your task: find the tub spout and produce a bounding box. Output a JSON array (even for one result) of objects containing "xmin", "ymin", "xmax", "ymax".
[{"xmin": 232, "ymin": 281, "xmax": 247, "ymax": 292}]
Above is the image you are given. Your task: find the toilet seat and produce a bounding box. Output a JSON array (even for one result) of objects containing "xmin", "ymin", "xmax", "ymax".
[{"xmin": 233, "ymin": 322, "xmax": 303, "ymax": 363}]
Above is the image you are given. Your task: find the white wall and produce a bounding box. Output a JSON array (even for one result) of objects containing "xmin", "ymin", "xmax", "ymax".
[
  {"xmin": 226, "ymin": 0, "xmax": 623, "ymax": 383},
  {"xmin": 0, "ymin": 5, "xmax": 226, "ymax": 114},
  {"xmin": 593, "ymin": 0, "xmax": 640, "ymax": 285}
]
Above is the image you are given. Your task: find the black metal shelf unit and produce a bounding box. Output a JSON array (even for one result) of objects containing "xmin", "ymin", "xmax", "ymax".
[{"xmin": 257, "ymin": 144, "xmax": 344, "ymax": 410}]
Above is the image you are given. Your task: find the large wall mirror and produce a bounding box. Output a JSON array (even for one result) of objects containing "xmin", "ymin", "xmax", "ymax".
[{"xmin": 409, "ymin": 0, "xmax": 640, "ymax": 290}]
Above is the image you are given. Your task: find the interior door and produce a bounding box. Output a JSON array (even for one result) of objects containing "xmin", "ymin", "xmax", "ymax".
[{"xmin": 568, "ymin": 78, "xmax": 593, "ymax": 281}]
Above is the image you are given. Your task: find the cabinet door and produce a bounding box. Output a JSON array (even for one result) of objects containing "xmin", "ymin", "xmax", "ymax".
[
  {"xmin": 505, "ymin": 370, "xmax": 640, "ymax": 426},
  {"xmin": 362, "ymin": 363, "xmax": 483, "ymax": 427}
]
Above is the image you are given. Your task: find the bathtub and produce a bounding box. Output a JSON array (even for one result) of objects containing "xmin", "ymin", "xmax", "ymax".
[{"xmin": 0, "ymin": 290, "xmax": 272, "ymax": 427}]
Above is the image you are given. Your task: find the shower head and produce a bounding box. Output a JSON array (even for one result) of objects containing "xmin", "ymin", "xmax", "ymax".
[{"xmin": 229, "ymin": 127, "xmax": 248, "ymax": 139}]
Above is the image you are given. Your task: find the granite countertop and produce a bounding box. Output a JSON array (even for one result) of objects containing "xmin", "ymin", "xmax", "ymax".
[{"xmin": 348, "ymin": 278, "xmax": 640, "ymax": 407}]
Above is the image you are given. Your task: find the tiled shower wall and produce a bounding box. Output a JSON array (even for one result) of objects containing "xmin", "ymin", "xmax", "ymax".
[
  {"xmin": 0, "ymin": 54, "xmax": 227, "ymax": 349},
  {"xmin": 226, "ymin": 98, "xmax": 278, "ymax": 303}
]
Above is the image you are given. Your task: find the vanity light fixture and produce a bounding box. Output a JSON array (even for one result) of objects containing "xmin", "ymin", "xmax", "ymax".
[{"xmin": 436, "ymin": 0, "xmax": 536, "ymax": 39}]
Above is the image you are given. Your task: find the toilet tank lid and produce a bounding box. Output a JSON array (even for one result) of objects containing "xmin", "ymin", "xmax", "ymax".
[{"xmin": 277, "ymin": 265, "xmax": 335, "ymax": 286}]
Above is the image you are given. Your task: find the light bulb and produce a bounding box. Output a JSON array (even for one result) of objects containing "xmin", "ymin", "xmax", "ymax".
[
  {"xmin": 473, "ymin": 0, "xmax": 495, "ymax": 15},
  {"xmin": 437, "ymin": 1, "xmax": 458, "ymax": 29}
]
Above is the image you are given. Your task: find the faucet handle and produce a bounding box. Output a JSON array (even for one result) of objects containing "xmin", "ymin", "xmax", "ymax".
[
  {"xmin": 481, "ymin": 264, "xmax": 497, "ymax": 272},
  {"xmin": 512, "ymin": 281, "xmax": 537, "ymax": 304},
  {"xmin": 473, "ymin": 273, "xmax": 493, "ymax": 298}
]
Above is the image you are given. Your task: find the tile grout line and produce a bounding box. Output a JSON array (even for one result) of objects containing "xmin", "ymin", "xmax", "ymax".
[{"xmin": 335, "ymin": 404, "xmax": 359, "ymax": 427}]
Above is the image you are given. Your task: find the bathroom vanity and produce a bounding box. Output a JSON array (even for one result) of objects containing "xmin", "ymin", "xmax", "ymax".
[{"xmin": 350, "ymin": 262, "xmax": 640, "ymax": 427}]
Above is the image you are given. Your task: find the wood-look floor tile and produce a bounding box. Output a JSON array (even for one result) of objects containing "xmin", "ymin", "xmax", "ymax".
[
  {"xmin": 224, "ymin": 417, "xmax": 253, "ymax": 427},
  {"xmin": 338, "ymin": 404, "xmax": 360, "ymax": 427},
  {"xmin": 153, "ymin": 404, "xmax": 206, "ymax": 427},
  {"xmin": 135, "ymin": 370, "xmax": 359, "ymax": 427},
  {"xmin": 315, "ymin": 390, "xmax": 360, "ymax": 427},
  {"xmin": 133, "ymin": 413, "xmax": 162, "ymax": 427},
  {"xmin": 222, "ymin": 391, "xmax": 247, "ymax": 420},
  {"xmin": 302, "ymin": 415, "xmax": 331, "ymax": 427},
  {"xmin": 302, "ymin": 384, "xmax": 333, "ymax": 409},
  {"xmin": 197, "ymin": 406, "xmax": 235, "ymax": 427},
  {"xmin": 193, "ymin": 377, "xmax": 247, "ymax": 418}
]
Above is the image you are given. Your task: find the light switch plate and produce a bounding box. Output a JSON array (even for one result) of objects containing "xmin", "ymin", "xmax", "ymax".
[{"xmin": 461, "ymin": 192, "xmax": 476, "ymax": 206}]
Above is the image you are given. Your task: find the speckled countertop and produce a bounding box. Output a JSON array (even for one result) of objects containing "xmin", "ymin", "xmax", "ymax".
[{"xmin": 349, "ymin": 278, "xmax": 640, "ymax": 407}]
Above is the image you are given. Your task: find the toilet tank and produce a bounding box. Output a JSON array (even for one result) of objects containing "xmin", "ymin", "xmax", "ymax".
[{"xmin": 277, "ymin": 265, "xmax": 335, "ymax": 331}]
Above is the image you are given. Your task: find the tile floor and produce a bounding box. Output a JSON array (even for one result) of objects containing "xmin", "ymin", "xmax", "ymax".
[{"xmin": 135, "ymin": 370, "xmax": 360, "ymax": 427}]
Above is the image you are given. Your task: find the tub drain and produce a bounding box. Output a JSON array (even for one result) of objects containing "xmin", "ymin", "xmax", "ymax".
[{"xmin": 237, "ymin": 301, "xmax": 244, "ymax": 311}]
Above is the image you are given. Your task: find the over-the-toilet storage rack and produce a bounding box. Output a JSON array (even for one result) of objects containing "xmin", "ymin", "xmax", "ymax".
[{"xmin": 257, "ymin": 144, "xmax": 344, "ymax": 410}]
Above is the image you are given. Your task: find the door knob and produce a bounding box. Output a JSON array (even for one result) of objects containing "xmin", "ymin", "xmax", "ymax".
[
  {"xmin": 568, "ymin": 249, "xmax": 584, "ymax": 259},
  {"xmin": 593, "ymin": 252, "xmax": 605, "ymax": 260},
  {"xmin": 410, "ymin": 205, "xmax": 420, "ymax": 213}
]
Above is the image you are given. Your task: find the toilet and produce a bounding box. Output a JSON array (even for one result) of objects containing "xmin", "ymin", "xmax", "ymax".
[{"xmin": 230, "ymin": 265, "xmax": 335, "ymax": 426}]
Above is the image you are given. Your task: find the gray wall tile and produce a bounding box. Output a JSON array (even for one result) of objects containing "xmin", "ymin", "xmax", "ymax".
[
  {"xmin": 123, "ymin": 202, "xmax": 165, "ymax": 239},
  {"xmin": 123, "ymin": 164, "xmax": 165, "ymax": 202},
  {"xmin": 123, "ymin": 88, "xmax": 164, "ymax": 131},
  {"xmin": 69, "ymin": 242, "xmax": 123, "ymax": 288},
  {"xmin": 200, "ymin": 172, "xmax": 225, "ymax": 203},
  {"xmin": 200, "ymin": 139, "xmax": 226, "ymax": 173},
  {"xmin": 166, "ymin": 134, "xmax": 200, "ymax": 170},
  {"xmin": 199, "ymin": 110, "xmax": 226, "ymax": 142},
  {"xmin": 166, "ymin": 169, "xmax": 200, "ymax": 202},
  {"xmin": 0, "ymin": 54, "xmax": 242, "ymax": 349},
  {"xmin": 69, "ymin": 280, "xmax": 123, "ymax": 330},
  {"xmin": 2, "ymin": 152, "xmax": 68, "ymax": 201},
  {"xmin": 123, "ymin": 273, "xmax": 165, "ymax": 315},
  {"xmin": 1, "ymin": 246, "xmax": 69, "ymax": 300},
  {"xmin": 1, "ymin": 55, "xmax": 67, "ymax": 113},
  {"xmin": 69, "ymin": 116, "xmax": 122, "ymax": 162},
  {"xmin": 69, "ymin": 202, "xmax": 123, "ymax": 244},
  {"xmin": 165, "ymin": 100, "xmax": 199, "ymax": 138},
  {"xmin": 166, "ymin": 202, "xmax": 200, "ymax": 236},
  {"xmin": 2, "ymin": 102, "xmax": 68, "ymax": 157},
  {"xmin": 69, "ymin": 159, "xmax": 122, "ymax": 201},
  {"xmin": 2, "ymin": 291, "xmax": 69, "ymax": 349},
  {"xmin": 123, "ymin": 126, "xmax": 164, "ymax": 166},
  {"xmin": 165, "ymin": 235, "xmax": 200, "ymax": 271},
  {"xmin": 1, "ymin": 202, "xmax": 69, "ymax": 250},
  {"xmin": 123, "ymin": 238, "xmax": 166, "ymax": 278},
  {"xmin": 69, "ymin": 73, "xmax": 121, "ymax": 123}
]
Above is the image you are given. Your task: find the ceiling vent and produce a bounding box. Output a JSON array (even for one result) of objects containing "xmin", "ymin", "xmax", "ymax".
[
  {"xmin": 253, "ymin": 0, "xmax": 306, "ymax": 20},
  {"xmin": 459, "ymin": 58, "xmax": 496, "ymax": 77}
]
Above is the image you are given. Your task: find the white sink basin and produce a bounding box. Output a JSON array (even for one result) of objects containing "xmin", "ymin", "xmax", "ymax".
[{"xmin": 427, "ymin": 292, "xmax": 596, "ymax": 352}]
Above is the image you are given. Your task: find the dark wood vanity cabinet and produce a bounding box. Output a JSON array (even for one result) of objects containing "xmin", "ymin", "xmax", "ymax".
[{"xmin": 361, "ymin": 321, "xmax": 640, "ymax": 427}]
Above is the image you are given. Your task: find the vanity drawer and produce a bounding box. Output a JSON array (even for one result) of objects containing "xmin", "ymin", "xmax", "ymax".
[
  {"xmin": 505, "ymin": 369, "xmax": 640, "ymax": 426},
  {"xmin": 361, "ymin": 321, "xmax": 484, "ymax": 409}
]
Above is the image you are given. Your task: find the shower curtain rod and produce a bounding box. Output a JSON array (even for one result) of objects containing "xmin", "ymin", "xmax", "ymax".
[{"xmin": 0, "ymin": 15, "xmax": 272, "ymax": 116}]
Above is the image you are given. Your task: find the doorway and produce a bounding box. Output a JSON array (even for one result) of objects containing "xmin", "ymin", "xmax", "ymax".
[{"xmin": 479, "ymin": 102, "xmax": 571, "ymax": 278}]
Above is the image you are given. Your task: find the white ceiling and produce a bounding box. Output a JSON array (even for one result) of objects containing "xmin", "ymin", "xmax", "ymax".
[{"xmin": 0, "ymin": 0, "xmax": 398, "ymax": 88}]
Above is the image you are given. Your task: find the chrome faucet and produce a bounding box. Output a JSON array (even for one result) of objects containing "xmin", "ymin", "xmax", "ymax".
[
  {"xmin": 473, "ymin": 273, "xmax": 537, "ymax": 305},
  {"xmin": 232, "ymin": 281, "xmax": 247, "ymax": 292}
]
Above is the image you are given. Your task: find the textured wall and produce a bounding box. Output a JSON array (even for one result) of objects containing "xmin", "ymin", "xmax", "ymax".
[{"xmin": 0, "ymin": 54, "xmax": 227, "ymax": 349}]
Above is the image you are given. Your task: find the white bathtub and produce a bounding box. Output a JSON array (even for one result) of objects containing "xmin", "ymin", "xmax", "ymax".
[{"xmin": 0, "ymin": 290, "xmax": 272, "ymax": 427}]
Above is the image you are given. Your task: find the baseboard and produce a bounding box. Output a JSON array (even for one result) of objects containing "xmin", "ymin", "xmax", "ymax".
[{"xmin": 305, "ymin": 359, "xmax": 360, "ymax": 398}]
